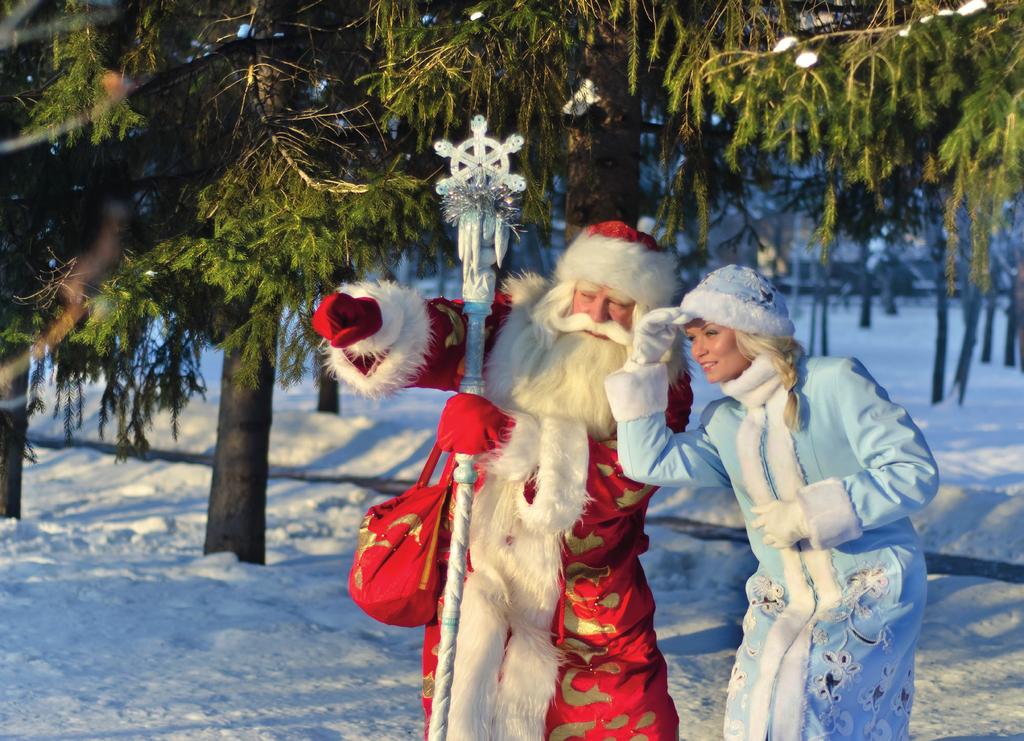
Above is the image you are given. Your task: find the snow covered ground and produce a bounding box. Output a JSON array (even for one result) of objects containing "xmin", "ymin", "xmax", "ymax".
[{"xmin": 4, "ymin": 299, "xmax": 1024, "ymax": 740}]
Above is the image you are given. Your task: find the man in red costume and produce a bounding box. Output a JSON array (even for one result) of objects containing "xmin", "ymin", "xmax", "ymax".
[{"xmin": 312, "ymin": 222, "xmax": 693, "ymax": 741}]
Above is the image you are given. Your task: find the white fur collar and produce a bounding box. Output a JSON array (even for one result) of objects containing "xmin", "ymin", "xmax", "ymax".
[{"xmin": 720, "ymin": 354, "xmax": 781, "ymax": 408}]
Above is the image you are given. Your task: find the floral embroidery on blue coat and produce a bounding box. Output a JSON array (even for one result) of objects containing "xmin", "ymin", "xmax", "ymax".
[{"xmin": 609, "ymin": 355, "xmax": 938, "ymax": 741}]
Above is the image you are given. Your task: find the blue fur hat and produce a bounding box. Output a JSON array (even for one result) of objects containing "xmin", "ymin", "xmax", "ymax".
[{"xmin": 680, "ymin": 265, "xmax": 795, "ymax": 336}]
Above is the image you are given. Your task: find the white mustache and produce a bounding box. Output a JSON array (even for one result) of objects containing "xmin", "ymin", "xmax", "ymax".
[{"xmin": 548, "ymin": 312, "xmax": 634, "ymax": 347}]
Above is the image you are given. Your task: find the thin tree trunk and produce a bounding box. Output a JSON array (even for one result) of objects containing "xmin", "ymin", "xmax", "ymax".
[
  {"xmin": 820, "ymin": 261, "xmax": 830, "ymax": 356},
  {"xmin": 859, "ymin": 241, "xmax": 872, "ymax": 328},
  {"xmin": 807, "ymin": 263, "xmax": 819, "ymax": 357},
  {"xmin": 932, "ymin": 255, "xmax": 948, "ymax": 404},
  {"xmin": 791, "ymin": 250, "xmax": 801, "ymax": 319},
  {"xmin": 980, "ymin": 288, "xmax": 997, "ymax": 363},
  {"xmin": 952, "ymin": 281, "xmax": 982, "ymax": 405},
  {"xmin": 1006, "ymin": 275, "xmax": 1018, "ymax": 368},
  {"xmin": 880, "ymin": 261, "xmax": 898, "ymax": 315},
  {"xmin": 436, "ymin": 249, "xmax": 448, "ymax": 296},
  {"xmin": 205, "ymin": 341, "xmax": 275, "ymax": 564},
  {"xmin": 1016, "ymin": 251, "xmax": 1024, "ymax": 372},
  {"xmin": 315, "ymin": 357, "xmax": 339, "ymax": 414},
  {"xmin": 0, "ymin": 356, "xmax": 29, "ymax": 519},
  {"xmin": 565, "ymin": 18, "xmax": 641, "ymax": 242}
]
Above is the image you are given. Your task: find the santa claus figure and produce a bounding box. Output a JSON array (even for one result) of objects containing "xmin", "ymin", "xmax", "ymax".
[{"xmin": 312, "ymin": 221, "xmax": 693, "ymax": 741}]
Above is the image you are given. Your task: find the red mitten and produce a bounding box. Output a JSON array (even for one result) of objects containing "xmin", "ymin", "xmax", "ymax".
[
  {"xmin": 312, "ymin": 293, "xmax": 383, "ymax": 348},
  {"xmin": 437, "ymin": 393, "xmax": 515, "ymax": 455}
]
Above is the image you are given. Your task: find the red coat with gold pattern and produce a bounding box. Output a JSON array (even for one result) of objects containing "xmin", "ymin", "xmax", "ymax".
[{"xmin": 321, "ymin": 277, "xmax": 692, "ymax": 741}]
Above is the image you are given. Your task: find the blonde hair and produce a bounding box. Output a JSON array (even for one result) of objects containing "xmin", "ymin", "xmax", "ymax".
[{"xmin": 734, "ymin": 330, "xmax": 804, "ymax": 431}]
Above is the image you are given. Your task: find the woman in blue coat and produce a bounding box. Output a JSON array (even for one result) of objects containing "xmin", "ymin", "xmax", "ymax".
[{"xmin": 604, "ymin": 265, "xmax": 938, "ymax": 741}]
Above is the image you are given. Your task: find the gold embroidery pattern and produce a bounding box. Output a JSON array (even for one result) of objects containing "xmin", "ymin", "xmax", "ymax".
[
  {"xmin": 565, "ymin": 531, "xmax": 605, "ymax": 556},
  {"xmin": 562, "ymin": 637, "xmax": 608, "ymax": 665},
  {"xmin": 355, "ymin": 514, "xmax": 386, "ymax": 556},
  {"xmin": 549, "ymin": 721, "xmax": 596, "ymax": 741},
  {"xmin": 637, "ymin": 712, "xmax": 656, "ymax": 729},
  {"xmin": 548, "ymin": 704, "xmax": 653, "ymax": 740},
  {"xmin": 389, "ymin": 513, "xmax": 424, "ymax": 543},
  {"xmin": 565, "ymin": 562, "xmax": 611, "ymax": 601},
  {"xmin": 434, "ymin": 304, "xmax": 466, "ymax": 348},
  {"xmin": 560, "ymin": 668, "xmax": 611, "ymax": 707},
  {"xmin": 564, "ymin": 608, "xmax": 616, "ymax": 636},
  {"xmin": 564, "ymin": 562, "xmax": 618, "ymax": 636},
  {"xmin": 595, "ymin": 463, "xmax": 615, "ymax": 477},
  {"xmin": 422, "ymin": 672, "xmax": 434, "ymax": 699},
  {"xmin": 615, "ymin": 484, "xmax": 654, "ymax": 509},
  {"xmin": 605, "ymin": 715, "xmax": 630, "ymax": 730},
  {"xmin": 355, "ymin": 513, "xmax": 423, "ymax": 563}
]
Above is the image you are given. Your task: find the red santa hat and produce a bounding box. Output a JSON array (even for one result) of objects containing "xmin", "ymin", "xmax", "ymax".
[{"xmin": 555, "ymin": 221, "xmax": 679, "ymax": 309}]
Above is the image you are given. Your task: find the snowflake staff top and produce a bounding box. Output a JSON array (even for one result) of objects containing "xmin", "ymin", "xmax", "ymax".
[
  {"xmin": 435, "ymin": 115, "xmax": 524, "ymax": 297},
  {"xmin": 434, "ymin": 115, "xmax": 525, "ymax": 194}
]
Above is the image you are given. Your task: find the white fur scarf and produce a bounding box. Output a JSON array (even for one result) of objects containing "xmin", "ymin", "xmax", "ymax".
[
  {"xmin": 720, "ymin": 355, "xmax": 843, "ymax": 741},
  {"xmin": 446, "ymin": 415, "xmax": 591, "ymax": 740}
]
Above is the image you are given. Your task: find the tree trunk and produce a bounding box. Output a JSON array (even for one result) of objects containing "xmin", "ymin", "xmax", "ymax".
[
  {"xmin": 1006, "ymin": 274, "xmax": 1018, "ymax": 368},
  {"xmin": 820, "ymin": 261, "xmax": 830, "ymax": 356},
  {"xmin": 932, "ymin": 256, "xmax": 948, "ymax": 404},
  {"xmin": 807, "ymin": 266, "xmax": 819, "ymax": 357},
  {"xmin": 1016, "ymin": 250, "xmax": 1024, "ymax": 372},
  {"xmin": 0, "ymin": 356, "xmax": 29, "ymax": 519},
  {"xmin": 564, "ymin": 18, "xmax": 642, "ymax": 242},
  {"xmin": 315, "ymin": 357, "xmax": 339, "ymax": 414},
  {"xmin": 202, "ymin": 0, "xmax": 297, "ymax": 563},
  {"xmin": 791, "ymin": 251, "xmax": 802, "ymax": 319},
  {"xmin": 880, "ymin": 261, "xmax": 898, "ymax": 315},
  {"xmin": 436, "ymin": 248, "xmax": 449, "ymax": 296},
  {"xmin": 952, "ymin": 281, "xmax": 982, "ymax": 405},
  {"xmin": 859, "ymin": 241, "xmax": 872, "ymax": 328},
  {"xmin": 205, "ymin": 341, "xmax": 275, "ymax": 564},
  {"xmin": 980, "ymin": 288, "xmax": 997, "ymax": 363}
]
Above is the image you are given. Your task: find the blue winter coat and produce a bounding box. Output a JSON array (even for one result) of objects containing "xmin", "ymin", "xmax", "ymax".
[{"xmin": 605, "ymin": 355, "xmax": 939, "ymax": 741}]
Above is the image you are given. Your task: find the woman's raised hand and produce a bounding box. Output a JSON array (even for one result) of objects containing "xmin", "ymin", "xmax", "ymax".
[{"xmin": 625, "ymin": 306, "xmax": 690, "ymax": 369}]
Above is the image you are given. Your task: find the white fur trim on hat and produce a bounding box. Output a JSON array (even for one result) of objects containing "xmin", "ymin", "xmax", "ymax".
[
  {"xmin": 681, "ymin": 265, "xmax": 795, "ymax": 336},
  {"xmin": 556, "ymin": 232, "xmax": 679, "ymax": 309}
]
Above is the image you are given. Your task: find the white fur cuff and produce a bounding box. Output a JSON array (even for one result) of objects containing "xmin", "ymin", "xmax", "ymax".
[
  {"xmin": 321, "ymin": 281, "xmax": 432, "ymax": 399},
  {"xmin": 604, "ymin": 364, "xmax": 670, "ymax": 422},
  {"xmin": 796, "ymin": 477, "xmax": 863, "ymax": 550}
]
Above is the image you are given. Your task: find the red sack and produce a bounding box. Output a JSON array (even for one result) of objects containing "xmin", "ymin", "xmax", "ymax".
[{"xmin": 348, "ymin": 444, "xmax": 456, "ymax": 627}]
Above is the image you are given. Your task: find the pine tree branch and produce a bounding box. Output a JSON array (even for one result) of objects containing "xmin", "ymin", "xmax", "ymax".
[
  {"xmin": 0, "ymin": 72, "xmax": 134, "ymax": 155},
  {"xmin": 0, "ymin": 6, "xmax": 119, "ymax": 51},
  {"xmin": 269, "ymin": 130, "xmax": 369, "ymax": 193},
  {"xmin": 126, "ymin": 36, "xmax": 286, "ymax": 102}
]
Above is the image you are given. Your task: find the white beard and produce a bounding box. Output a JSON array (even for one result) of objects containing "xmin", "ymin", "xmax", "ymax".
[
  {"xmin": 484, "ymin": 277, "xmax": 645, "ymax": 439},
  {"xmin": 502, "ymin": 328, "xmax": 628, "ymax": 440},
  {"xmin": 450, "ymin": 279, "xmax": 633, "ymax": 740}
]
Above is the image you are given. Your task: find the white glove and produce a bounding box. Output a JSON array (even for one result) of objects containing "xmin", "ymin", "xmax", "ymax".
[
  {"xmin": 625, "ymin": 307, "xmax": 689, "ymax": 370},
  {"xmin": 751, "ymin": 500, "xmax": 810, "ymax": 548}
]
